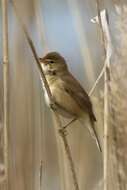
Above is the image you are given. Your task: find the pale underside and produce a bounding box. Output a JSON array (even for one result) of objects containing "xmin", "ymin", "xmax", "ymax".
[{"xmin": 42, "ymin": 77, "xmax": 85, "ymax": 119}]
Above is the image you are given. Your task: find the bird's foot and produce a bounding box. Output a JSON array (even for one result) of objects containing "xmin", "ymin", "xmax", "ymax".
[
  {"xmin": 59, "ymin": 128, "xmax": 68, "ymax": 136},
  {"xmin": 62, "ymin": 118, "xmax": 77, "ymax": 130},
  {"xmin": 49, "ymin": 101, "xmax": 57, "ymax": 111}
]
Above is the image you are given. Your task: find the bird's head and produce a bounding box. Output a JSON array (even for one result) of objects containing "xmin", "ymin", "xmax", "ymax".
[{"xmin": 39, "ymin": 52, "xmax": 68, "ymax": 74}]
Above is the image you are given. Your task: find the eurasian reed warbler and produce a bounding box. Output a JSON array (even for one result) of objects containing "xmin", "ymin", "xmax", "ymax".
[{"xmin": 39, "ymin": 52, "xmax": 101, "ymax": 152}]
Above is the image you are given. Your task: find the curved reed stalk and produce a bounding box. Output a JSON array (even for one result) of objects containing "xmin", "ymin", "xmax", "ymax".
[{"xmin": 11, "ymin": 1, "xmax": 79, "ymax": 189}]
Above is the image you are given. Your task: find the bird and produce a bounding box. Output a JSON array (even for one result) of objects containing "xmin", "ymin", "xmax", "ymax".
[{"xmin": 39, "ymin": 52, "xmax": 102, "ymax": 152}]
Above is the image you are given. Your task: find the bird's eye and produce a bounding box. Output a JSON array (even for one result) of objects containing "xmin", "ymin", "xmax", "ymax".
[{"xmin": 50, "ymin": 60, "xmax": 54, "ymax": 64}]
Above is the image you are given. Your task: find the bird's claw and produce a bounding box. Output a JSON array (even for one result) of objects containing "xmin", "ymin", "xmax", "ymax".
[
  {"xmin": 49, "ymin": 101, "xmax": 57, "ymax": 111},
  {"xmin": 59, "ymin": 128, "xmax": 68, "ymax": 136}
]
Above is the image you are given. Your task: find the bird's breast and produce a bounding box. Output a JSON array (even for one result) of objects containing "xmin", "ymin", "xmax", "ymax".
[
  {"xmin": 50, "ymin": 81, "xmax": 83, "ymax": 118},
  {"xmin": 41, "ymin": 76, "xmax": 83, "ymax": 118}
]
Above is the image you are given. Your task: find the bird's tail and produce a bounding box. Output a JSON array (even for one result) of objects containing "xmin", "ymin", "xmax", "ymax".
[
  {"xmin": 89, "ymin": 116, "xmax": 102, "ymax": 152},
  {"xmin": 79, "ymin": 116, "xmax": 102, "ymax": 152}
]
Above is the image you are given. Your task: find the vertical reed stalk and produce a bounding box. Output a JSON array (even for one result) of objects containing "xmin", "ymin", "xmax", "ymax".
[
  {"xmin": 2, "ymin": 0, "xmax": 9, "ymax": 188},
  {"xmin": 100, "ymin": 10, "xmax": 112, "ymax": 190},
  {"xmin": 92, "ymin": 4, "xmax": 112, "ymax": 189}
]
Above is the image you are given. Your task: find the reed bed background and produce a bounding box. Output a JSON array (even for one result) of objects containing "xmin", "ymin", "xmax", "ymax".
[{"xmin": 0, "ymin": 0, "xmax": 127, "ymax": 190}]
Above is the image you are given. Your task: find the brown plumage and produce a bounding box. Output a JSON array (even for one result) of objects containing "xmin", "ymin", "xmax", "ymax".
[{"xmin": 39, "ymin": 52, "xmax": 101, "ymax": 152}]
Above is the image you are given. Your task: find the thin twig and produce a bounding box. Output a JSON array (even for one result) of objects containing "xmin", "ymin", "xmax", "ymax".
[
  {"xmin": 54, "ymin": 112, "xmax": 79, "ymax": 190},
  {"xmin": 89, "ymin": 1, "xmax": 108, "ymax": 97},
  {"xmin": 11, "ymin": 1, "xmax": 79, "ymax": 190},
  {"xmin": 89, "ymin": 63, "xmax": 106, "ymax": 96},
  {"xmin": 2, "ymin": 0, "xmax": 9, "ymax": 188},
  {"xmin": 10, "ymin": 0, "xmax": 53, "ymax": 102}
]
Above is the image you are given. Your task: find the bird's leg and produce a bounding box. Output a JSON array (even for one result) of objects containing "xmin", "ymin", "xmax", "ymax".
[
  {"xmin": 63, "ymin": 117, "xmax": 77, "ymax": 130},
  {"xmin": 59, "ymin": 117, "xmax": 77, "ymax": 135},
  {"xmin": 49, "ymin": 100, "xmax": 58, "ymax": 111}
]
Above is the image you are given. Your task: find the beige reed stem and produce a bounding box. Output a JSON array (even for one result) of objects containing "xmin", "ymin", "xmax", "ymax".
[{"xmin": 2, "ymin": 0, "xmax": 9, "ymax": 188}]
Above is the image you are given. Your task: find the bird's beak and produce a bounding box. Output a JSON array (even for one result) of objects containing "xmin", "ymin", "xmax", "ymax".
[
  {"xmin": 39, "ymin": 58, "xmax": 51, "ymax": 65},
  {"xmin": 39, "ymin": 57, "xmax": 44, "ymax": 64}
]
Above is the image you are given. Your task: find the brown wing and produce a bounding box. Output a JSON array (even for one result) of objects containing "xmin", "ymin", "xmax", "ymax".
[
  {"xmin": 61, "ymin": 72, "xmax": 96, "ymax": 122},
  {"xmin": 60, "ymin": 72, "xmax": 102, "ymax": 151}
]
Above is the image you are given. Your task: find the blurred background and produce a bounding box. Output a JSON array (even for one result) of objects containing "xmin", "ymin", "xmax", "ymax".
[{"xmin": 0, "ymin": 0, "xmax": 127, "ymax": 190}]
